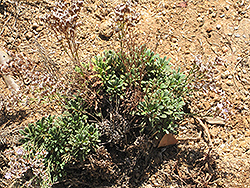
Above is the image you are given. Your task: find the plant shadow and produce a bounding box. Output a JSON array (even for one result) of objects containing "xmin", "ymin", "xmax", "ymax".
[
  {"xmin": 0, "ymin": 109, "xmax": 28, "ymax": 128},
  {"xmin": 53, "ymin": 139, "xmax": 220, "ymax": 188}
]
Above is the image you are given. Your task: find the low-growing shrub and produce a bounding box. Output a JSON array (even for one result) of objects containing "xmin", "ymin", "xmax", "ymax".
[
  {"xmin": 92, "ymin": 46, "xmax": 190, "ymax": 137},
  {"xmin": 19, "ymin": 96, "xmax": 100, "ymax": 183}
]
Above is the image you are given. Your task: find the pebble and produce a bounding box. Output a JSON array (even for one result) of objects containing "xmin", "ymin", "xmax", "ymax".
[
  {"xmin": 211, "ymin": 46, "xmax": 217, "ymax": 52},
  {"xmin": 171, "ymin": 37, "xmax": 178, "ymax": 43},
  {"xmin": 25, "ymin": 31, "xmax": 33, "ymax": 40},
  {"xmin": 242, "ymin": 78, "xmax": 248, "ymax": 84},
  {"xmin": 245, "ymin": 130, "xmax": 250, "ymax": 137},
  {"xmin": 211, "ymin": 12, "xmax": 217, "ymax": 18},
  {"xmin": 197, "ymin": 17, "xmax": 203, "ymax": 22},
  {"xmin": 220, "ymin": 14, "xmax": 225, "ymax": 18},
  {"xmin": 234, "ymin": 26, "xmax": 239, "ymax": 30},
  {"xmin": 214, "ymin": 139, "xmax": 221, "ymax": 145},
  {"xmin": 99, "ymin": 20, "xmax": 113, "ymax": 39},
  {"xmin": 235, "ymin": 34, "xmax": 240, "ymax": 38},
  {"xmin": 221, "ymin": 70, "xmax": 230, "ymax": 79},
  {"xmin": 216, "ymin": 24, "xmax": 221, "ymax": 29},
  {"xmin": 222, "ymin": 46, "xmax": 228, "ymax": 53},
  {"xmin": 226, "ymin": 80, "xmax": 234, "ymax": 86},
  {"xmin": 32, "ymin": 23, "xmax": 39, "ymax": 30}
]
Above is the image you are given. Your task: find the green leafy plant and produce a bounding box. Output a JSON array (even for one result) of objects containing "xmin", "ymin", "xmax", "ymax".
[
  {"xmin": 92, "ymin": 44, "xmax": 190, "ymax": 138},
  {"xmin": 20, "ymin": 96, "xmax": 100, "ymax": 183}
]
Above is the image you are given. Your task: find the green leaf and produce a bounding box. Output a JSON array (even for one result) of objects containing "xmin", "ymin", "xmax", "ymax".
[{"xmin": 160, "ymin": 113, "xmax": 168, "ymax": 119}]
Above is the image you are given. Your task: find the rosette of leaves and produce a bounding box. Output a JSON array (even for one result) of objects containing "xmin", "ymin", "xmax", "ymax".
[
  {"xmin": 20, "ymin": 96, "xmax": 100, "ymax": 183},
  {"xmin": 92, "ymin": 47, "xmax": 190, "ymax": 137},
  {"xmin": 92, "ymin": 46, "xmax": 159, "ymax": 98},
  {"xmin": 138, "ymin": 55, "xmax": 189, "ymax": 136}
]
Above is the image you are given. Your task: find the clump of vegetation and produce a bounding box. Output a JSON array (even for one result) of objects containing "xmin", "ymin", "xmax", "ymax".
[
  {"xmin": 2, "ymin": 1, "xmax": 231, "ymax": 187},
  {"xmin": 19, "ymin": 96, "xmax": 100, "ymax": 183},
  {"xmin": 92, "ymin": 47, "xmax": 188, "ymax": 137}
]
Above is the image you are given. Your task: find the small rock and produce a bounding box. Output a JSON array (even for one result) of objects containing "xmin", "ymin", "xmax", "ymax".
[
  {"xmin": 211, "ymin": 46, "xmax": 217, "ymax": 52},
  {"xmin": 228, "ymin": 75, "xmax": 233, "ymax": 79},
  {"xmin": 235, "ymin": 34, "xmax": 240, "ymax": 38},
  {"xmin": 221, "ymin": 70, "xmax": 230, "ymax": 78},
  {"xmin": 222, "ymin": 46, "xmax": 228, "ymax": 53},
  {"xmin": 214, "ymin": 139, "xmax": 221, "ymax": 145},
  {"xmin": 197, "ymin": 17, "xmax": 203, "ymax": 22},
  {"xmin": 211, "ymin": 12, "xmax": 217, "ymax": 18},
  {"xmin": 206, "ymin": 27, "xmax": 213, "ymax": 33},
  {"xmin": 171, "ymin": 37, "xmax": 178, "ymax": 43},
  {"xmin": 144, "ymin": 185, "xmax": 153, "ymax": 188},
  {"xmin": 222, "ymin": 148, "xmax": 231, "ymax": 153},
  {"xmin": 25, "ymin": 32, "xmax": 33, "ymax": 40},
  {"xmin": 245, "ymin": 130, "xmax": 250, "ymax": 137},
  {"xmin": 226, "ymin": 80, "xmax": 234, "ymax": 86},
  {"xmin": 228, "ymin": 33, "xmax": 233, "ymax": 36},
  {"xmin": 225, "ymin": 5, "xmax": 230, "ymax": 11},
  {"xmin": 237, "ymin": 56, "xmax": 242, "ymax": 61},
  {"xmin": 153, "ymin": 182, "xmax": 161, "ymax": 187},
  {"xmin": 220, "ymin": 14, "xmax": 225, "ymax": 18},
  {"xmin": 216, "ymin": 24, "xmax": 221, "ymax": 29},
  {"xmin": 234, "ymin": 26, "xmax": 239, "ymax": 30},
  {"xmin": 99, "ymin": 20, "xmax": 113, "ymax": 40},
  {"xmin": 31, "ymin": 23, "xmax": 39, "ymax": 30}
]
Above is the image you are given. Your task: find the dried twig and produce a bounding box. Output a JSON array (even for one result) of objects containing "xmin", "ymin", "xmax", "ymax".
[
  {"xmin": 195, "ymin": 117, "xmax": 212, "ymax": 147},
  {"xmin": 177, "ymin": 131, "xmax": 202, "ymax": 142},
  {"xmin": 0, "ymin": 15, "xmax": 11, "ymax": 35}
]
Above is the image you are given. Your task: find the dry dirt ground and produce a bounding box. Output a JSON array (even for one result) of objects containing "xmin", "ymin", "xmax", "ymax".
[{"xmin": 0, "ymin": 0, "xmax": 250, "ymax": 187}]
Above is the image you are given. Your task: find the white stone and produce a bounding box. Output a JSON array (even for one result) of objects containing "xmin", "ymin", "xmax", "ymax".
[
  {"xmin": 216, "ymin": 24, "xmax": 221, "ymax": 29},
  {"xmin": 197, "ymin": 17, "xmax": 203, "ymax": 22},
  {"xmin": 235, "ymin": 34, "xmax": 241, "ymax": 38}
]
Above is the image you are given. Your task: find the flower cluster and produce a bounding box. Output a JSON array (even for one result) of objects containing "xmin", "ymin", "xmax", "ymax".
[
  {"xmin": 44, "ymin": 1, "xmax": 83, "ymax": 38},
  {"xmin": 113, "ymin": 1, "xmax": 141, "ymax": 28},
  {"xmin": 4, "ymin": 145, "xmax": 51, "ymax": 187},
  {"xmin": 42, "ymin": 0, "xmax": 84, "ymax": 66},
  {"xmin": 187, "ymin": 55, "xmax": 233, "ymax": 120},
  {"xmin": 0, "ymin": 49, "xmax": 69, "ymax": 113},
  {"xmin": 190, "ymin": 55, "xmax": 223, "ymax": 94},
  {"xmin": 214, "ymin": 99, "xmax": 233, "ymax": 119}
]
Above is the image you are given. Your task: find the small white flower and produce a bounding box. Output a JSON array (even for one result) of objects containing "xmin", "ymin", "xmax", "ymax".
[
  {"xmin": 5, "ymin": 172, "xmax": 12, "ymax": 179},
  {"xmin": 217, "ymin": 103, "xmax": 223, "ymax": 109},
  {"xmin": 16, "ymin": 147, "xmax": 24, "ymax": 155}
]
